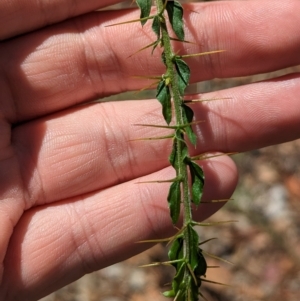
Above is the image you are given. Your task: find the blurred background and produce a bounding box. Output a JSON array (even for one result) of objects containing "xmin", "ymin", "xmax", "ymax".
[{"xmin": 41, "ymin": 1, "xmax": 300, "ymax": 301}]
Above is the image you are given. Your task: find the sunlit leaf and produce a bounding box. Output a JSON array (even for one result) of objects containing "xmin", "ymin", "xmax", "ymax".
[
  {"xmin": 152, "ymin": 15, "xmax": 160, "ymax": 38},
  {"xmin": 166, "ymin": 1, "xmax": 184, "ymax": 40},
  {"xmin": 175, "ymin": 58, "xmax": 190, "ymax": 95},
  {"xmin": 189, "ymin": 226, "xmax": 199, "ymax": 270},
  {"xmin": 136, "ymin": 0, "xmax": 152, "ymax": 25},
  {"xmin": 156, "ymin": 80, "xmax": 172, "ymax": 124},
  {"xmin": 169, "ymin": 237, "xmax": 184, "ymax": 264},
  {"xmin": 167, "ymin": 181, "xmax": 181, "ymax": 224},
  {"xmin": 188, "ymin": 161, "xmax": 204, "ymax": 205},
  {"xmin": 169, "ymin": 141, "xmax": 179, "ymax": 169},
  {"xmin": 182, "ymin": 104, "xmax": 197, "ymax": 145}
]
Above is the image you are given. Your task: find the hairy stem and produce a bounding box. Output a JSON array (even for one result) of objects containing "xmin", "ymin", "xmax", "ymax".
[{"xmin": 156, "ymin": 0, "xmax": 194, "ymax": 295}]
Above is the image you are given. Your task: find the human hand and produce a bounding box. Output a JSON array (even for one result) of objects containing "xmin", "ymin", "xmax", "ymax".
[{"xmin": 1, "ymin": 0, "xmax": 300, "ymax": 300}]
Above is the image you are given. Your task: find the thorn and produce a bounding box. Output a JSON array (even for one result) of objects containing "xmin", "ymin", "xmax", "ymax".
[
  {"xmin": 187, "ymin": 263, "xmax": 198, "ymax": 285},
  {"xmin": 135, "ymin": 178, "xmax": 179, "ymax": 184},
  {"xmin": 133, "ymin": 123, "xmax": 177, "ymax": 129},
  {"xmin": 127, "ymin": 40, "xmax": 160, "ymax": 58},
  {"xmin": 192, "ymin": 220, "xmax": 238, "ymax": 227},
  {"xmin": 179, "ymin": 50, "xmax": 226, "ymax": 59},
  {"xmin": 191, "ymin": 152, "xmax": 238, "ymax": 161},
  {"xmin": 166, "ymin": 226, "xmax": 186, "ymax": 246},
  {"xmin": 134, "ymin": 81, "xmax": 160, "ymax": 94},
  {"xmin": 199, "ymin": 278, "xmax": 232, "ymax": 287},
  {"xmin": 132, "ymin": 75, "xmax": 162, "ymax": 80},
  {"xmin": 173, "ymin": 290, "xmax": 182, "ymax": 301},
  {"xmin": 201, "ymin": 198, "xmax": 233, "ymax": 203},
  {"xmin": 184, "ymin": 97, "xmax": 232, "ymax": 104},
  {"xmin": 105, "ymin": 15, "xmax": 154, "ymax": 27},
  {"xmin": 199, "ymin": 237, "xmax": 217, "ymax": 246},
  {"xmin": 198, "ymin": 291, "xmax": 209, "ymax": 301},
  {"xmin": 202, "ymin": 251, "xmax": 234, "ymax": 265},
  {"xmin": 129, "ymin": 134, "xmax": 174, "ymax": 141},
  {"xmin": 136, "ymin": 238, "xmax": 171, "ymax": 244},
  {"xmin": 170, "ymin": 37, "xmax": 196, "ymax": 45},
  {"xmin": 139, "ymin": 259, "xmax": 183, "ymax": 268},
  {"xmin": 137, "ymin": 226, "xmax": 186, "ymax": 245}
]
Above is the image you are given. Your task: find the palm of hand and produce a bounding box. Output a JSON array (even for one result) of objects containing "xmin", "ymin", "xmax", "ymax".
[{"xmin": 1, "ymin": 1, "xmax": 300, "ymax": 300}]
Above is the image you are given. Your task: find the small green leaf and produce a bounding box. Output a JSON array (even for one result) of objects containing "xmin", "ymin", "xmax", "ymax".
[
  {"xmin": 192, "ymin": 175, "xmax": 204, "ymax": 206},
  {"xmin": 181, "ymin": 144, "xmax": 189, "ymax": 162},
  {"xmin": 195, "ymin": 250, "xmax": 207, "ymax": 277},
  {"xmin": 172, "ymin": 263, "xmax": 186, "ymax": 298},
  {"xmin": 156, "ymin": 80, "xmax": 172, "ymax": 124},
  {"xmin": 174, "ymin": 128, "xmax": 186, "ymax": 145},
  {"xmin": 166, "ymin": 1, "xmax": 184, "ymax": 40},
  {"xmin": 190, "ymin": 161, "xmax": 205, "ymax": 184},
  {"xmin": 167, "ymin": 181, "xmax": 181, "ymax": 224},
  {"xmin": 182, "ymin": 104, "xmax": 193, "ymax": 123},
  {"xmin": 182, "ymin": 104, "xmax": 197, "ymax": 145},
  {"xmin": 169, "ymin": 141, "xmax": 178, "ymax": 169},
  {"xmin": 189, "ymin": 226, "xmax": 200, "ymax": 270},
  {"xmin": 163, "ymin": 290, "xmax": 176, "ymax": 298},
  {"xmin": 152, "ymin": 15, "xmax": 160, "ymax": 39},
  {"xmin": 136, "ymin": 0, "xmax": 152, "ymax": 26},
  {"xmin": 169, "ymin": 237, "xmax": 183, "ymax": 262},
  {"xmin": 189, "ymin": 161, "xmax": 204, "ymax": 205},
  {"xmin": 175, "ymin": 58, "xmax": 190, "ymax": 95}
]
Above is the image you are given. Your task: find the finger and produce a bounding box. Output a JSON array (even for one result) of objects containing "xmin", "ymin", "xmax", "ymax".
[
  {"xmin": 0, "ymin": 155, "xmax": 237, "ymax": 300},
  {"xmin": 12, "ymin": 73, "xmax": 300, "ymax": 208},
  {"xmin": 192, "ymin": 73, "xmax": 300, "ymax": 152},
  {"xmin": 2, "ymin": 0, "xmax": 300, "ymax": 122},
  {"xmin": 0, "ymin": 0, "xmax": 122, "ymax": 40}
]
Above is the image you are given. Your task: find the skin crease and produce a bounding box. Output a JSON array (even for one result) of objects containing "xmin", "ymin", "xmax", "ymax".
[{"xmin": 0, "ymin": 0, "xmax": 300, "ymax": 300}]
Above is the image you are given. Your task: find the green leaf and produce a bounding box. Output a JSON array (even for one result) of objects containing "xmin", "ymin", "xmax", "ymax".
[
  {"xmin": 166, "ymin": 1, "xmax": 184, "ymax": 40},
  {"xmin": 175, "ymin": 58, "xmax": 190, "ymax": 95},
  {"xmin": 182, "ymin": 104, "xmax": 193, "ymax": 123},
  {"xmin": 195, "ymin": 250, "xmax": 207, "ymax": 277},
  {"xmin": 181, "ymin": 144, "xmax": 189, "ymax": 162},
  {"xmin": 189, "ymin": 161, "xmax": 204, "ymax": 206},
  {"xmin": 167, "ymin": 181, "xmax": 181, "ymax": 224},
  {"xmin": 152, "ymin": 15, "xmax": 160, "ymax": 39},
  {"xmin": 168, "ymin": 240, "xmax": 180, "ymax": 262},
  {"xmin": 174, "ymin": 128, "xmax": 186, "ymax": 145},
  {"xmin": 182, "ymin": 104, "xmax": 197, "ymax": 145},
  {"xmin": 151, "ymin": 16, "xmax": 161, "ymax": 53},
  {"xmin": 172, "ymin": 263, "xmax": 186, "ymax": 299},
  {"xmin": 189, "ymin": 226, "xmax": 200, "ymax": 270},
  {"xmin": 163, "ymin": 290, "xmax": 176, "ymax": 298},
  {"xmin": 156, "ymin": 80, "xmax": 172, "ymax": 124},
  {"xmin": 136, "ymin": 0, "xmax": 152, "ymax": 26},
  {"xmin": 169, "ymin": 237, "xmax": 183, "ymax": 263},
  {"xmin": 169, "ymin": 141, "xmax": 178, "ymax": 169}
]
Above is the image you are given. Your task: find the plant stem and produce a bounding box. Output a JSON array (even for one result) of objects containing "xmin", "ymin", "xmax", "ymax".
[{"xmin": 155, "ymin": 0, "xmax": 193, "ymax": 285}]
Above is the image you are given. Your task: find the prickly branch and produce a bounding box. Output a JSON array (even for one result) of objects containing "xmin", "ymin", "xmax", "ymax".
[
  {"xmin": 113, "ymin": 1, "xmax": 228, "ymax": 300},
  {"xmin": 135, "ymin": 1, "xmax": 210, "ymax": 300}
]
